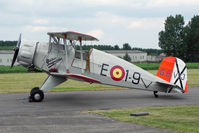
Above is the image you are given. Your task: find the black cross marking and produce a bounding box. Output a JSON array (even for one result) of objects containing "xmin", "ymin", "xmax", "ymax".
[
  {"xmin": 174, "ymin": 59, "xmax": 186, "ymax": 89},
  {"xmin": 169, "ymin": 59, "xmax": 186, "ymax": 93},
  {"xmin": 168, "ymin": 86, "xmax": 173, "ymax": 93}
]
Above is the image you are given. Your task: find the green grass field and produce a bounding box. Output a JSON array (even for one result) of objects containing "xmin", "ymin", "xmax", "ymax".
[
  {"xmin": 0, "ymin": 69, "xmax": 198, "ymax": 93},
  {"xmin": 0, "ymin": 73, "xmax": 123, "ymax": 93},
  {"xmin": 0, "ymin": 66, "xmax": 28, "ymax": 73},
  {"xmin": 88, "ymin": 105, "xmax": 199, "ymax": 133},
  {"xmin": 0, "ymin": 46, "xmax": 15, "ymax": 50}
]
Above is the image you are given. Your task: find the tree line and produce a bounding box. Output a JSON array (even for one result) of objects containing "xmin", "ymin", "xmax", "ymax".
[
  {"xmin": 76, "ymin": 43, "xmax": 162, "ymax": 55},
  {"xmin": 159, "ymin": 14, "xmax": 199, "ymax": 62},
  {"xmin": 0, "ymin": 41, "xmax": 16, "ymax": 50},
  {"xmin": 0, "ymin": 40, "xmax": 17, "ymax": 46},
  {"xmin": 0, "ymin": 41, "xmax": 162, "ymax": 56}
]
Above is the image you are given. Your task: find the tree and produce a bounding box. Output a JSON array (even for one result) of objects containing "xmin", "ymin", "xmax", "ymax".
[
  {"xmin": 158, "ymin": 15, "xmax": 187, "ymax": 60},
  {"xmin": 123, "ymin": 52, "xmax": 131, "ymax": 62},
  {"xmin": 132, "ymin": 47, "xmax": 163, "ymax": 55},
  {"xmin": 114, "ymin": 44, "xmax": 120, "ymax": 50},
  {"xmin": 122, "ymin": 43, "xmax": 131, "ymax": 50},
  {"xmin": 0, "ymin": 41, "xmax": 17, "ymax": 50},
  {"xmin": 185, "ymin": 15, "xmax": 199, "ymax": 62}
]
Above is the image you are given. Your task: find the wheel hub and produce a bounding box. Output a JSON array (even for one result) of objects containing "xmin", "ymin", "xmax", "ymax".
[{"xmin": 34, "ymin": 93, "xmax": 41, "ymax": 100}]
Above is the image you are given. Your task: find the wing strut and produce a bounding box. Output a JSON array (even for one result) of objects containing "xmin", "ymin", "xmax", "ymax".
[{"xmin": 78, "ymin": 37, "xmax": 84, "ymax": 75}]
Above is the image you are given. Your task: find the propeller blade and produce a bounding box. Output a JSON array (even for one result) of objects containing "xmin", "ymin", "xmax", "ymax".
[
  {"xmin": 11, "ymin": 34, "xmax": 21, "ymax": 68},
  {"xmin": 11, "ymin": 48, "xmax": 19, "ymax": 68},
  {"xmin": 16, "ymin": 34, "xmax": 21, "ymax": 48}
]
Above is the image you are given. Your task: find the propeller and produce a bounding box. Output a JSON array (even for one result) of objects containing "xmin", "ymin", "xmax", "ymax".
[{"xmin": 11, "ymin": 34, "xmax": 21, "ymax": 68}]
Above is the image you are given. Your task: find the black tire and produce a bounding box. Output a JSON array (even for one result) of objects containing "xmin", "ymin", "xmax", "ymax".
[
  {"xmin": 30, "ymin": 87, "xmax": 39, "ymax": 95},
  {"xmin": 29, "ymin": 88, "xmax": 44, "ymax": 102}
]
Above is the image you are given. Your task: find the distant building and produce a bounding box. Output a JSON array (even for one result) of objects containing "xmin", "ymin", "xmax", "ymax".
[
  {"xmin": 0, "ymin": 50, "xmax": 15, "ymax": 66},
  {"xmin": 104, "ymin": 50, "xmax": 147, "ymax": 62},
  {"xmin": 147, "ymin": 53, "xmax": 166, "ymax": 62},
  {"xmin": 147, "ymin": 55, "xmax": 161, "ymax": 62}
]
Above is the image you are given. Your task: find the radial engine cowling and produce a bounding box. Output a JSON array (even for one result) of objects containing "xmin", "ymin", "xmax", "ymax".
[{"xmin": 17, "ymin": 40, "xmax": 38, "ymax": 67}]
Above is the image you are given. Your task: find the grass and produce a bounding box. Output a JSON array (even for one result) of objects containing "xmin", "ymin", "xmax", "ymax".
[
  {"xmin": 0, "ymin": 46, "xmax": 15, "ymax": 50},
  {"xmin": 87, "ymin": 105, "xmax": 199, "ymax": 133},
  {"xmin": 135, "ymin": 63, "xmax": 161, "ymax": 70},
  {"xmin": 0, "ymin": 66, "xmax": 28, "ymax": 73},
  {"xmin": 0, "ymin": 69, "xmax": 198, "ymax": 93},
  {"xmin": 186, "ymin": 62, "xmax": 199, "ymax": 69},
  {"xmin": 0, "ymin": 73, "xmax": 122, "ymax": 93}
]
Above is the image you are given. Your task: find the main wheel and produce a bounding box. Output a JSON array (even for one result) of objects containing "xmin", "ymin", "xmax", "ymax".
[
  {"xmin": 30, "ymin": 87, "xmax": 39, "ymax": 95},
  {"xmin": 29, "ymin": 87, "xmax": 44, "ymax": 102}
]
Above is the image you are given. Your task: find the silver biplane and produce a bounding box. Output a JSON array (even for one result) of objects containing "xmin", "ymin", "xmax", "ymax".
[{"xmin": 11, "ymin": 31, "xmax": 188, "ymax": 102}]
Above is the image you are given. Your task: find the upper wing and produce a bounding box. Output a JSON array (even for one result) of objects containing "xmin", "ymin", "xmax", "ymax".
[{"xmin": 47, "ymin": 31, "xmax": 99, "ymax": 41}]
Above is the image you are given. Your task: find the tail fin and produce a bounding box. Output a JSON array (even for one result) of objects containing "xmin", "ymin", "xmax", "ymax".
[{"xmin": 157, "ymin": 57, "xmax": 188, "ymax": 93}]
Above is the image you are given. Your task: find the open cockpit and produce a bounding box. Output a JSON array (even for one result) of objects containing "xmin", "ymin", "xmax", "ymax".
[{"xmin": 45, "ymin": 31, "xmax": 98, "ymax": 74}]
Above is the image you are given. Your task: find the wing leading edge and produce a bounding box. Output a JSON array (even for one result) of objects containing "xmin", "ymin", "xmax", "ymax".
[{"xmin": 47, "ymin": 31, "xmax": 99, "ymax": 41}]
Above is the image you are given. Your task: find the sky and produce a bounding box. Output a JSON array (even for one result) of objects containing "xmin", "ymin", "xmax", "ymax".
[{"xmin": 0, "ymin": 0, "xmax": 198, "ymax": 48}]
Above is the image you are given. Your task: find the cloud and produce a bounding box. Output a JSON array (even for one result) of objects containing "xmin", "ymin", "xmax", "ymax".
[
  {"xmin": 95, "ymin": 12, "xmax": 165, "ymax": 30},
  {"xmin": 0, "ymin": 0, "xmax": 198, "ymax": 48},
  {"xmin": 87, "ymin": 29, "xmax": 104, "ymax": 39},
  {"xmin": 96, "ymin": 11, "xmax": 127, "ymax": 24},
  {"xmin": 146, "ymin": 0, "xmax": 199, "ymax": 7},
  {"xmin": 82, "ymin": 0, "xmax": 199, "ymax": 8},
  {"xmin": 128, "ymin": 18, "xmax": 165, "ymax": 30},
  {"xmin": 33, "ymin": 19, "xmax": 49, "ymax": 25},
  {"xmin": 25, "ymin": 26, "xmax": 49, "ymax": 32},
  {"xmin": 83, "ymin": 0, "xmax": 130, "ymax": 6},
  {"xmin": 25, "ymin": 25, "xmax": 63, "ymax": 32}
]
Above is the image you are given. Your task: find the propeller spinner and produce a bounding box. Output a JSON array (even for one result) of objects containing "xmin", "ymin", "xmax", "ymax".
[{"xmin": 11, "ymin": 34, "xmax": 21, "ymax": 68}]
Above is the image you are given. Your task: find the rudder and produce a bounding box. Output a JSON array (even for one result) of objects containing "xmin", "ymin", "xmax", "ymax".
[{"xmin": 157, "ymin": 57, "xmax": 188, "ymax": 93}]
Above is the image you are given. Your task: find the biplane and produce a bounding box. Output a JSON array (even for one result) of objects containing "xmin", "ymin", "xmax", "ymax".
[{"xmin": 11, "ymin": 31, "xmax": 188, "ymax": 102}]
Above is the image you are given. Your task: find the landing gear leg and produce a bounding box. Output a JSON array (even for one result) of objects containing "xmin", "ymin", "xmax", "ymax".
[
  {"xmin": 153, "ymin": 91, "xmax": 158, "ymax": 98},
  {"xmin": 29, "ymin": 87, "xmax": 44, "ymax": 102},
  {"xmin": 29, "ymin": 75, "xmax": 66, "ymax": 102}
]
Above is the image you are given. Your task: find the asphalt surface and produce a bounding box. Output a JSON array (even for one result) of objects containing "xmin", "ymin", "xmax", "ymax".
[{"xmin": 0, "ymin": 87, "xmax": 199, "ymax": 133}]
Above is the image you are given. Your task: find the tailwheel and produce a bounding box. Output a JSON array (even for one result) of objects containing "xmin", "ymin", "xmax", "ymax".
[
  {"xmin": 153, "ymin": 91, "xmax": 159, "ymax": 98},
  {"xmin": 29, "ymin": 87, "xmax": 44, "ymax": 102}
]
